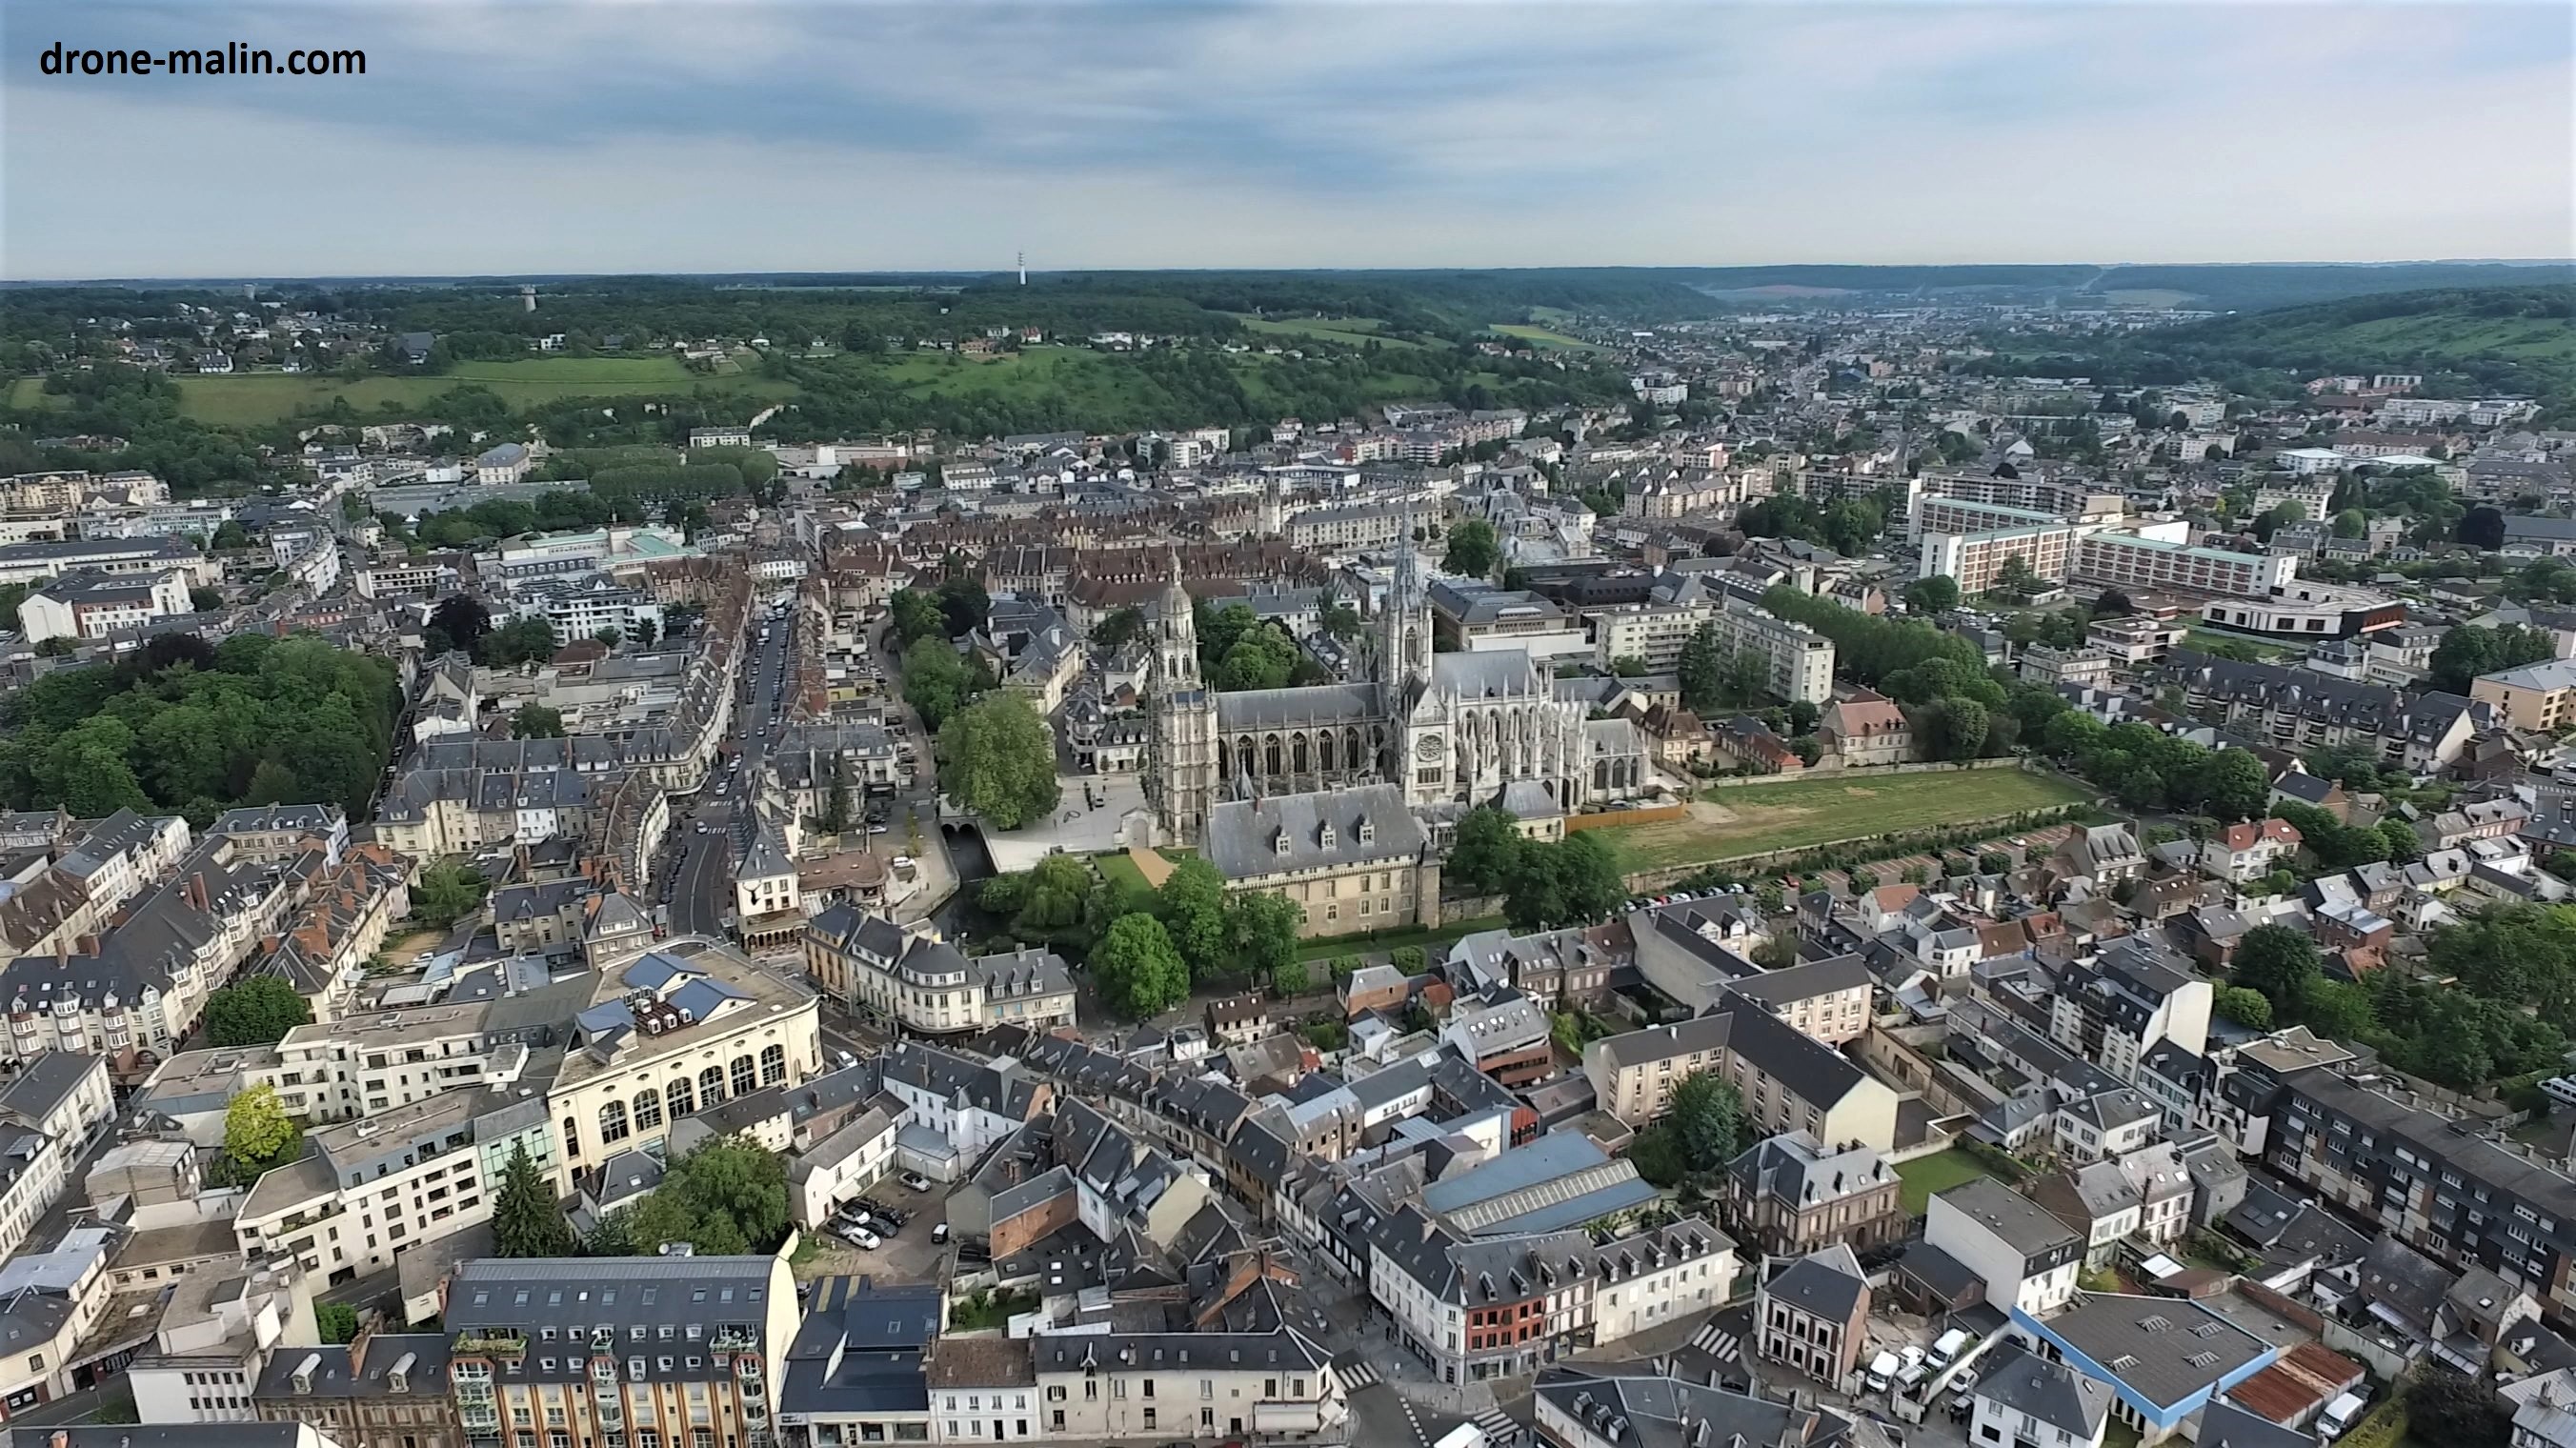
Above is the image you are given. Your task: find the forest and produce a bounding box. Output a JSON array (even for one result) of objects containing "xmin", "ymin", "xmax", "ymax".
[{"xmin": 0, "ymin": 633, "xmax": 403, "ymax": 825}]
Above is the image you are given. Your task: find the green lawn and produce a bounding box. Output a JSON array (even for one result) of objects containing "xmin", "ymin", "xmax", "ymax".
[
  {"xmin": 171, "ymin": 357, "xmax": 792, "ymax": 426},
  {"xmin": 1490, "ymin": 323, "xmax": 1597, "ymax": 351},
  {"xmin": 2183, "ymin": 627, "xmax": 2295, "ymax": 661},
  {"xmin": 1596, "ymin": 770, "xmax": 2095, "ymax": 873},
  {"xmin": 1094, "ymin": 851, "xmax": 1153, "ymax": 907},
  {"xmin": 1236, "ymin": 315, "xmax": 1429, "ymax": 350},
  {"xmin": 1896, "ymin": 1149, "xmax": 2005, "ymax": 1215},
  {"xmin": 6, "ymin": 378, "xmax": 56, "ymax": 411}
]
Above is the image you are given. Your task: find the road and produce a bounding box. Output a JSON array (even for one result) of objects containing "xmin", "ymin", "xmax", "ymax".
[{"xmin": 652, "ymin": 599, "xmax": 799, "ymax": 936}]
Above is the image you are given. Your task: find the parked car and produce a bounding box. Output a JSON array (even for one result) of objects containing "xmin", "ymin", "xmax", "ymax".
[
  {"xmin": 836, "ymin": 1228, "xmax": 880, "ymax": 1250},
  {"xmin": 899, "ymin": 1171, "xmax": 933, "ymax": 1192},
  {"xmin": 932, "ymin": 1223, "xmax": 952, "ymax": 1245},
  {"xmin": 834, "ymin": 1049, "xmax": 858, "ymax": 1070}
]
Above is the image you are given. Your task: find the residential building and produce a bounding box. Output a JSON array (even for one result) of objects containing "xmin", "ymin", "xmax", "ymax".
[
  {"xmin": 441, "ymin": 1254, "xmax": 799, "ymax": 1448},
  {"xmin": 1020, "ymin": 1329, "xmax": 1343, "ymax": 1441},
  {"xmin": 1582, "ymin": 997, "xmax": 1901, "ymax": 1150},
  {"xmin": 1922, "ymin": 524, "xmax": 2082, "ymax": 593},
  {"xmin": 775, "ymin": 1277, "xmax": 941, "ymax": 1448},
  {"xmin": 1925, "ymin": 1178, "xmax": 2084, "ymax": 1317},
  {"xmin": 800, "ymin": 910, "xmax": 1075, "ymax": 1037},
  {"xmin": 1819, "ymin": 690, "xmax": 1912, "ymax": 765},
  {"xmin": 1754, "ymin": 1243, "xmax": 1870, "ymax": 1388},
  {"xmin": 16, "ymin": 567, "xmax": 195, "ymax": 641},
  {"xmin": 252, "ymin": 1332, "xmax": 460, "ymax": 1448},
  {"xmin": 2202, "ymin": 819, "xmax": 2302, "ymax": 883},
  {"xmin": 1968, "ymin": 1343, "xmax": 2113, "ymax": 1448},
  {"xmin": 2076, "ymin": 531, "xmax": 2298, "ymax": 600},
  {"xmin": 2004, "ymin": 1292, "xmax": 2278, "ymax": 1444},
  {"xmin": 2475, "ymin": 658, "xmax": 2576, "ymax": 733},
  {"xmin": 1532, "ymin": 1368, "xmax": 1854, "ymax": 1448},
  {"xmin": 1721, "ymin": 1131, "xmax": 1908, "ymax": 1259}
]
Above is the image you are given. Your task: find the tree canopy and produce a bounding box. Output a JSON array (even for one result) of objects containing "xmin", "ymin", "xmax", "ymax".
[
  {"xmin": 936, "ymin": 694, "xmax": 1060, "ymax": 830},
  {"xmin": 203, "ymin": 976, "xmax": 313, "ymax": 1048},
  {"xmin": 492, "ymin": 1140, "xmax": 577, "ymax": 1257},
  {"xmin": 608, "ymin": 1137, "xmax": 791, "ymax": 1257},
  {"xmin": 1092, "ymin": 913, "xmax": 1192, "ymax": 1017}
]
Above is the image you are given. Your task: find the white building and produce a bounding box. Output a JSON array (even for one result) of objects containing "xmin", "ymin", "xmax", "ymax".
[{"xmin": 16, "ymin": 567, "xmax": 194, "ymax": 641}]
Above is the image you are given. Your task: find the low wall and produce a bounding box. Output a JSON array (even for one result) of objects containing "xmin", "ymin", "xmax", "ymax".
[
  {"xmin": 1701, "ymin": 756, "xmax": 2028, "ymax": 790},
  {"xmin": 1440, "ymin": 894, "xmax": 1506, "ymax": 925}
]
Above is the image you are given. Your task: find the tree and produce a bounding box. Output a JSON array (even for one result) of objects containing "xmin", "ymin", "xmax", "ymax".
[
  {"xmin": 511, "ymin": 703, "xmax": 566, "ymax": 739},
  {"xmin": 2405, "ymin": 1369, "xmax": 2515, "ymax": 1448},
  {"xmin": 1156, "ymin": 858, "xmax": 1233, "ymax": 980},
  {"xmin": 1903, "ymin": 575, "xmax": 1961, "ymax": 614},
  {"xmin": 1441, "ymin": 518, "xmax": 1499, "ymax": 579},
  {"xmin": 2379, "ymin": 816, "xmax": 2425, "ymax": 863},
  {"xmin": 189, "ymin": 586, "xmax": 224, "ymax": 613},
  {"xmin": 888, "ymin": 589, "xmax": 947, "ymax": 647},
  {"xmin": 2429, "ymin": 623, "xmax": 2556, "ymax": 694},
  {"xmin": 819, "ymin": 755, "xmax": 854, "ymax": 835},
  {"xmin": 1922, "ymin": 697, "xmax": 1990, "ymax": 760},
  {"xmin": 1445, "ymin": 807, "xmax": 1525, "ymax": 896},
  {"xmin": 225, "ymin": 1084, "xmax": 299, "ymax": 1176},
  {"xmin": 492, "ymin": 1139, "xmax": 577, "ymax": 1257},
  {"xmin": 1226, "ymin": 891, "xmax": 1305, "ymax": 985},
  {"xmin": 594, "ymin": 627, "xmax": 623, "ymax": 648},
  {"xmin": 317, "ymin": 1303, "xmax": 359, "ymax": 1345},
  {"xmin": 1992, "ymin": 554, "xmax": 2041, "ymax": 596},
  {"xmin": 936, "ymin": 695, "xmax": 1059, "ymax": 830},
  {"xmin": 1610, "ymin": 654, "xmax": 1648, "ymax": 678},
  {"xmin": 2213, "ymin": 985, "xmax": 2275, "ymax": 1029},
  {"xmin": 1668, "ymin": 1071, "xmax": 1750, "ymax": 1172},
  {"xmin": 1090, "ymin": 606, "xmax": 1146, "ymax": 651},
  {"xmin": 211, "ymin": 519, "xmax": 252, "ymax": 551},
  {"xmin": 412, "ymin": 860, "xmax": 490, "ymax": 930},
  {"xmin": 1269, "ymin": 956, "xmax": 1315, "ymax": 997},
  {"xmin": 1093, "ymin": 914, "xmax": 1192, "ymax": 1017},
  {"xmin": 2301, "ymin": 979, "xmax": 2378, "ymax": 1039},
  {"xmin": 901, "ymin": 636, "xmax": 981, "ymax": 730},
  {"xmin": 1211, "ymin": 625, "xmax": 1300, "ymax": 693},
  {"xmin": 623, "ymin": 1138, "xmax": 792, "ymax": 1257},
  {"xmin": 2232, "ymin": 923, "xmax": 2323, "ymax": 1016},
  {"xmin": 427, "ymin": 594, "xmax": 492, "ymax": 657},
  {"xmin": 1786, "ymin": 699, "xmax": 1820, "ymax": 735},
  {"xmin": 629, "ymin": 616, "xmax": 659, "ymax": 647},
  {"xmin": 934, "ymin": 577, "xmax": 991, "ymax": 638},
  {"xmin": 2193, "ymin": 748, "xmax": 2270, "ymax": 822},
  {"xmin": 2332, "ymin": 509, "xmax": 2367, "ymax": 539},
  {"xmin": 203, "ymin": 976, "xmax": 313, "ymax": 1048},
  {"xmin": 2091, "ymin": 590, "xmax": 2134, "ymax": 617},
  {"xmin": 1318, "ymin": 600, "xmax": 1362, "ymax": 640},
  {"xmin": 1677, "ymin": 622, "xmax": 1723, "ymax": 714}
]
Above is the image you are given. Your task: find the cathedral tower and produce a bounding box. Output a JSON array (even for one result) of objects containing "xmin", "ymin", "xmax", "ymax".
[
  {"xmin": 1378, "ymin": 513, "xmax": 1431, "ymax": 694},
  {"xmin": 1148, "ymin": 551, "xmax": 1218, "ymax": 844}
]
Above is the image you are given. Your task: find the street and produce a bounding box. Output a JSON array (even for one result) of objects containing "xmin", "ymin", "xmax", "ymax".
[{"xmin": 653, "ymin": 599, "xmax": 799, "ymax": 936}]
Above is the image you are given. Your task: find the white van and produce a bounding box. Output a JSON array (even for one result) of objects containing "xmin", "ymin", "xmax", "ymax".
[
  {"xmin": 2318, "ymin": 1393, "xmax": 2367, "ymax": 1441},
  {"xmin": 1927, "ymin": 1329, "xmax": 1973, "ymax": 1372},
  {"xmin": 1865, "ymin": 1351, "xmax": 1900, "ymax": 1395}
]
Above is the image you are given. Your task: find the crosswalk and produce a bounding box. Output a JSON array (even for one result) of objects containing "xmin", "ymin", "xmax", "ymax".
[
  {"xmin": 1688, "ymin": 1320, "xmax": 1741, "ymax": 1362},
  {"xmin": 1338, "ymin": 1358, "xmax": 1381, "ymax": 1391},
  {"xmin": 1471, "ymin": 1408, "xmax": 1523, "ymax": 1444}
]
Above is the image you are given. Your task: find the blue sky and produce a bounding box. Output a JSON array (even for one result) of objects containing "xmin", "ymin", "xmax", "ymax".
[{"xmin": 4, "ymin": 1, "xmax": 2568, "ymax": 280}]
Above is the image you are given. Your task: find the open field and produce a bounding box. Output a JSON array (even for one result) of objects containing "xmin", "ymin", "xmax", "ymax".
[
  {"xmin": 1235, "ymin": 315, "xmax": 1428, "ymax": 350},
  {"xmin": 1490, "ymin": 323, "xmax": 1597, "ymax": 351},
  {"xmin": 6, "ymin": 378, "xmax": 53, "ymax": 411},
  {"xmin": 1294, "ymin": 915, "xmax": 1503, "ymax": 962},
  {"xmin": 1597, "ymin": 770, "xmax": 2096, "ymax": 872},
  {"xmin": 170, "ymin": 356, "xmax": 792, "ymax": 426},
  {"xmin": 1895, "ymin": 1148, "xmax": 2004, "ymax": 1215},
  {"xmin": 2183, "ymin": 627, "xmax": 2296, "ymax": 661}
]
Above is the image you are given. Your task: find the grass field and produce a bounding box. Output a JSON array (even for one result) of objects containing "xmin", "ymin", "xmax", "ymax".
[
  {"xmin": 1490, "ymin": 323, "xmax": 1596, "ymax": 351},
  {"xmin": 2183, "ymin": 627, "xmax": 2296, "ymax": 661},
  {"xmin": 1235, "ymin": 315, "xmax": 1428, "ymax": 350},
  {"xmin": 1597, "ymin": 770, "xmax": 2096, "ymax": 873},
  {"xmin": 6, "ymin": 378, "xmax": 53, "ymax": 411},
  {"xmin": 170, "ymin": 356, "xmax": 792, "ymax": 426},
  {"xmin": 1295, "ymin": 915, "xmax": 1503, "ymax": 962},
  {"xmin": 1895, "ymin": 1148, "xmax": 2005, "ymax": 1215}
]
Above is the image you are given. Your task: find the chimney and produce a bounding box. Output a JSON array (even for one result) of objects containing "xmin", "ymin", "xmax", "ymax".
[{"xmin": 189, "ymin": 871, "xmax": 210, "ymax": 912}]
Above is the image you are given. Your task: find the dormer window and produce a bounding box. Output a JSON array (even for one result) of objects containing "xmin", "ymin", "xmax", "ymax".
[
  {"xmin": 1358, "ymin": 819, "xmax": 1375, "ymax": 846},
  {"xmin": 1274, "ymin": 830, "xmax": 1291, "ymax": 858},
  {"xmin": 1318, "ymin": 823, "xmax": 1337, "ymax": 850}
]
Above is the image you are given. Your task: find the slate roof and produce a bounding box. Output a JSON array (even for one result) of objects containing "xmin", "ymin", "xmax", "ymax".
[
  {"xmin": 1974, "ymin": 1342, "xmax": 2114, "ymax": 1439},
  {"xmin": 1761, "ymin": 1242, "xmax": 1868, "ymax": 1323},
  {"xmin": 1204, "ymin": 783, "xmax": 1424, "ymax": 880}
]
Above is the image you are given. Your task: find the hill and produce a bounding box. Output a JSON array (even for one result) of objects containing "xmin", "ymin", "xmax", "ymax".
[
  {"xmin": 1969, "ymin": 284, "xmax": 2576, "ymax": 424},
  {"xmin": 1680, "ymin": 261, "xmax": 2573, "ymax": 312}
]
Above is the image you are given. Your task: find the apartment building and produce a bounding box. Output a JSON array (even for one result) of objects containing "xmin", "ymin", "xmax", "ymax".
[
  {"xmin": 353, "ymin": 560, "xmax": 463, "ymax": 600},
  {"xmin": 258, "ymin": 1004, "xmax": 527, "ymax": 1124},
  {"xmin": 2077, "ymin": 531, "xmax": 2298, "ymax": 599},
  {"xmin": 1021, "ymin": 1330, "xmax": 1343, "ymax": 1442},
  {"xmin": 1589, "ymin": 600, "xmax": 1707, "ymax": 674},
  {"xmin": 2199, "ymin": 581, "xmax": 2405, "ymax": 642},
  {"xmin": 553, "ymin": 944, "xmax": 824, "ymax": 1172},
  {"xmin": 801, "ymin": 909, "xmax": 1077, "ymax": 1036},
  {"xmin": 2258, "ymin": 1066, "xmax": 2576, "ymax": 1316},
  {"xmin": 210, "ymin": 805, "xmax": 350, "ymax": 868},
  {"xmin": 254, "ymin": 1332, "xmax": 462, "ymax": 1448},
  {"xmin": 2474, "ymin": 658, "xmax": 2576, "ymax": 733},
  {"xmin": 1581, "ymin": 1004, "xmax": 1901, "ymax": 1151},
  {"xmin": 1754, "ymin": 1243, "xmax": 1870, "ymax": 1388},
  {"xmin": 1283, "ymin": 502, "xmax": 1408, "ymax": 553},
  {"xmin": 2046, "ymin": 942, "xmax": 2211, "ymax": 1084},
  {"xmin": 1922, "ymin": 524, "xmax": 2081, "ymax": 593},
  {"xmin": 16, "ymin": 566, "xmax": 196, "ymax": 641},
  {"xmin": 443, "ymin": 1255, "xmax": 799, "ymax": 1448},
  {"xmin": 128, "ymin": 1254, "xmax": 321, "ymax": 1423},
  {"xmin": 777, "ymin": 1277, "xmax": 940, "ymax": 1448},
  {"xmin": 232, "ymin": 1082, "xmax": 549, "ymax": 1283}
]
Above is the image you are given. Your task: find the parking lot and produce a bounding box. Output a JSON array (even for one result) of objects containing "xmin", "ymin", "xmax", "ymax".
[{"xmin": 793, "ymin": 1176, "xmax": 959, "ymax": 1286}]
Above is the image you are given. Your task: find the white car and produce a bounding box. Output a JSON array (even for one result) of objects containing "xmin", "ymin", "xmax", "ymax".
[{"xmin": 836, "ymin": 1227, "xmax": 880, "ymax": 1250}]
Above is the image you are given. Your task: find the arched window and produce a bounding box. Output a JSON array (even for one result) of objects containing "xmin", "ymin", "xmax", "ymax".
[
  {"xmin": 1264, "ymin": 734, "xmax": 1282, "ymax": 776},
  {"xmin": 760, "ymin": 1044, "xmax": 787, "ymax": 1085},
  {"xmin": 1292, "ymin": 734, "xmax": 1309, "ymax": 774},
  {"xmin": 665, "ymin": 1077, "xmax": 694, "ymax": 1118},
  {"xmin": 699, "ymin": 1065, "xmax": 727, "ymax": 1107},
  {"xmin": 599, "ymin": 1099, "xmax": 630, "ymax": 1145},
  {"xmin": 633, "ymin": 1090, "xmax": 663, "ymax": 1131},
  {"xmin": 1318, "ymin": 732, "xmax": 1336, "ymax": 774},
  {"xmin": 1349, "ymin": 728, "xmax": 1366, "ymax": 771},
  {"xmin": 1237, "ymin": 738, "xmax": 1256, "ymax": 779},
  {"xmin": 730, "ymin": 1055, "xmax": 757, "ymax": 1096},
  {"xmin": 561, "ymin": 1116, "xmax": 580, "ymax": 1157}
]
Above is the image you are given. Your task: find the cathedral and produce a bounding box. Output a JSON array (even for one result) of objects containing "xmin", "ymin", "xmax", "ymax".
[{"xmin": 1144, "ymin": 538, "xmax": 1643, "ymax": 846}]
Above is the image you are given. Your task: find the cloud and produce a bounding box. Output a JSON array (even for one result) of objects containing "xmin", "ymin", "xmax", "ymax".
[{"xmin": 4, "ymin": 0, "xmax": 2567, "ymax": 277}]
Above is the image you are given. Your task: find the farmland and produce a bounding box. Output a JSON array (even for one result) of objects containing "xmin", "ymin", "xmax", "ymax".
[
  {"xmin": 1597, "ymin": 769, "xmax": 2096, "ymax": 872},
  {"xmin": 168, "ymin": 356, "xmax": 792, "ymax": 427}
]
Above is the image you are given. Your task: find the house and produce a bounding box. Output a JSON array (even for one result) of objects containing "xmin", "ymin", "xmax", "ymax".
[
  {"xmin": 1206, "ymin": 994, "xmax": 1274, "ymax": 1046},
  {"xmin": 1926, "ymin": 1178, "xmax": 2085, "ymax": 1317},
  {"xmin": 2058, "ymin": 824, "xmax": 2147, "ymax": 885},
  {"xmin": 2005, "ymin": 1292, "xmax": 2279, "ymax": 1444},
  {"xmin": 1582, "ymin": 1007, "xmax": 1901, "ymax": 1151},
  {"xmin": 1820, "ymin": 690, "xmax": 1913, "ymax": 766},
  {"xmin": 2203, "ymin": 819, "xmax": 2302, "ymax": 883},
  {"xmin": 1755, "ymin": 1242, "xmax": 1872, "ymax": 1388},
  {"xmin": 1533, "ymin": 1367, "xmax": 1857, "ymax": 1448},
  {"xmin": 1722, "ymin": 1131, "xmax": 1909, "ymax": 1258},
  {"xmin": 1970, "ymin": 1343, "xmax": 2114, "ymax": 1448}
]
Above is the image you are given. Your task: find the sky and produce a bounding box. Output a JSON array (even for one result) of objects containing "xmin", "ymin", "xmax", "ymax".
[{"xmin": 4, "ymin": 0, "xmax": 2570, "ymax": 280}]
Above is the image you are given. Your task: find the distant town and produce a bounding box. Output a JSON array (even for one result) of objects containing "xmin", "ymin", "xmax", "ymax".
[{"xmin": 0, "ymin": 268, "xmax": 2574, "ymax": 1448}]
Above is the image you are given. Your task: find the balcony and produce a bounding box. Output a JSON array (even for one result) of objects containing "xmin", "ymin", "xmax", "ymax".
[
  {"xmin": 711, "ymin": 1328, "xmax": 758, "ymax": 1353},
  {"xmin": 454, "ymin": 1333, "xmax": 530, "ymax": 1358}
]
